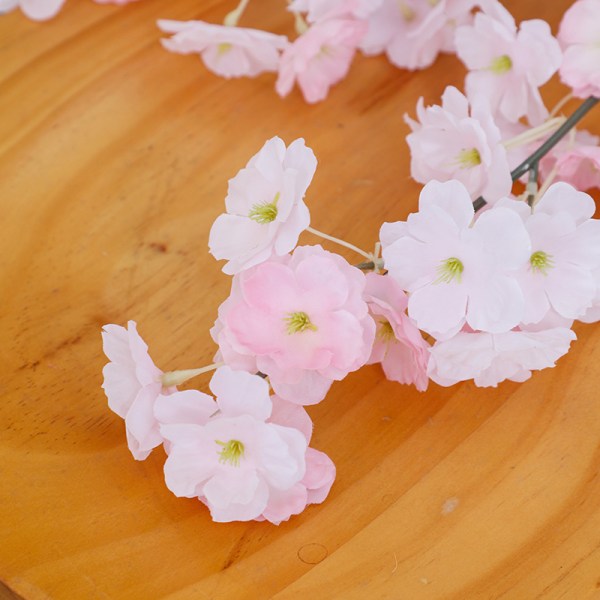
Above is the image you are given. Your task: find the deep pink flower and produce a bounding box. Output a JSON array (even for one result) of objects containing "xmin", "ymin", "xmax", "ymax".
[
  {"xmin": 381, "ymin": 180, "xmax": 531, "ymax": 337},
  {"xmin": 101, "ymin": 321, "xmax": 175, "ymax": 460},
  {"xmin": 209, "ymin": 137, "xmax": 316, "ymax": 275},
  {"xmin": 455, "ymin": 11, "xmax": 562, "ymax": 124},
  {"xmin": 364, "ymin": 273, "xmax": 430, "ymax": 391},
  {"xmin": 157, "ymin": 367, "xmax": 308, "ymax": 523},
  {"xmin": 276, "ymin": 17, "xmax": 367, "ymax": 103},
  {"xmin": 428, "ymin": 327, "xmax": 576, "ymax": 387},
  {"xmin": 157, "ymin": 20, "xmax": 289, "ymax": 79},
  {"xmin": 212, "ymin": 245, "xmax": 376, "ymax": 405},
  {"xmin": 558, "ymin": 0, "xmax": 600, "ymax": 98},
  {"xmin": 405, "ymin": 86, "xmax": 511, "ymax": 202}
]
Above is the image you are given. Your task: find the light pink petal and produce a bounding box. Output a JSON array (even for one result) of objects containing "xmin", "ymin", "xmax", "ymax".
[
  {"xmin": 154, "ymin": 390, "xmax": 216, "ymax": 426},
  {"xmin": 303, "ymin": 447, "xmax": 336, "ymax": 505},
  {"xmin": 163, "ymin": 439, "xmax": 218, "ymax": 498},
  {"xmin": 209, "ymin": 366, "xmax": 272, "ymax": 421},
  {"xmin": 20, "ymin": 0, "xmax": 65, "ymax": 20},
  {"xmin": 408, "ymin": 283, "xmax": 468, "ymax": 335},
  {"xmin": 258, "ymin": 425, "xmax": 307, "ymax": 490},
  {"xmin": 125, "ymin": 385, "xmax": 163, "ymax": 460},
  {"xmin": 261, "ymin": 484, "xmax": 308, "ymax": 525},
  {"xmin": 466, "ymin": 275, "xmax": 524, "ymax": 332},
  {"xmin": 269, "ymin": 396, "xmax": 313, "ymax": 443},
  {"xmin": 269, "ymin": 371, "xmax": 333, "ymax": 406}
]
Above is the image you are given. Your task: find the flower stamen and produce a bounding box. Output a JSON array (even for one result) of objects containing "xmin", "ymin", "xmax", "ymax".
[
  {"xmin": 377, "ymin": 319, "xmax": 396, "ymax": 343},
  {"xmin": 456, "ymin": 148, "xmax": 482, "ymax": 168},
  {"xmin": 529, "ymin": 250, "xmax": 554, "ymax": 275},
  {"xmin": 248, "ymin": 192, "xmax": 280, "ymax": 224},
  {"xmin": 435, "ymin": 257, "xmax": 464, "ymax": 284},
  {"xmin": 217, "ymin": 42, "xmax": 233, "ymax": 56},
  {"xmin": 489, "ymin": 54, "xmax": 512, "ymax": 74},
  {"xmin": 285, "ymin": 311, "xmax": 317, "ymax": 334},
  {"xmin": 216, "ymin": 439, "xmax": 245, "ymax": 466}
]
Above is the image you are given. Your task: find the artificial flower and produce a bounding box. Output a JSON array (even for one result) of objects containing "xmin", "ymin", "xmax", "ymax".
[
  {"xmin": 101, "ymin": 321, "xmax": 175, "ymax": 460},
  {"xmin": 381, "ymin": 180, "xmax": 531, "ymax": 337},
  {"xmin": 364, "ymin": 273, "xmax": 430, "ymax": 391},
  {"xmin": 405, "ymin": 86, "xmax": 511, "ymax": 203},
  {"xmin": 158, "ymin": 367, "xmax": 308, "ymax": 523},
  {"xmin": 276, "ymin": 17, "xmax": 367, "ymax": 103},
  {"xmin": 211, "ymin": 245, "xmax": 376, "ymax": 405},
  {"xmin": 360, "ymin": 0, "xmax": 478, "ymax": 70},
  {"xmin": 428, "ymin": 327, "xmax": 576, "ymax": 387},
  {"xmin": 259, "ymin": 396, "xmax": 335, "ymax": 524},
  {"xmin": 209, "ymin": 137, "xmax": 316, "ymax": 275},
  {"xmin": 540, "ymin": 131, "xmax": 600, "ymax": 192},
  {"xmin": 455, "ymin": 11, "xmax": 562, "ymax": 124},
  {"xmin": 557, "ymin": 0, "xmax": 600, "ymax": 98},
  {"xmin": 157, "ymin": 20, "xmax": 289, "ymax": 79},
  {"xmin": 502, "ymin": 183, "xmax": 600, "ymax": 323}
]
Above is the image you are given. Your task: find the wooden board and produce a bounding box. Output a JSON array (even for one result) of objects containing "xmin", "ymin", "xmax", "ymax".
[{"xmin": 1, "ymin": 1, "xmax": 599, "ymax": 598}]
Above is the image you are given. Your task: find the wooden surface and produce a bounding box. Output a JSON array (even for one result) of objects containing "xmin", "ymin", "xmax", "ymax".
[{"xmin": 1, "ymin": 1, "xmax": 600, "ymax": 598}]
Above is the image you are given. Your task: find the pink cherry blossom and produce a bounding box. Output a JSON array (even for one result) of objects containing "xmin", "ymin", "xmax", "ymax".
[
  {"xmin": 405, "ymin": 86, "xmax": 511, "ymax": 203},
  {"xmin": 381, "ymin": 180, "xmax": 531, "ymax": 337},
  {"xmin": 540, "ymin": 130, "xmax": 600, "ymax": 192},
  {"xmin": 276, "ymin": 17, "xmax": 367, "ymax": 103},
  {"xmin": 557, "ymin": 0, "xmax": 600, "ymax": 98},
  {"xmin": 428, "ymin": 327, "xmax": 576, "ymax": 387},
  {"xmin": 364, "ymin": 273, "xmax": 430, "ymax": 391},
  {"xmin": 259, "ymin": 396, "xmax": 335, "ymax": 524},
  {"xmin": 209, "ymin": 137, "xmax": 316, "ymax": 275},
  {"xmin": 455, "ymin": 12, "xmax": 562, "ymax": 124},
  {"xmin": 212, "ymin": 245, "xmax": 376, "ymax": 405},
  {"xmin": 158, "ymin": 367, "xmax": 308, "ymax": 523},
  {"xmin": 2, "ymin": 0, "xmax": 65, "ymax": 20},
  {"xmin": 101, "ymin": 321, "xmax": 175, "ymax": 460},
  {"xmin": 360, "ymin": 0, "xmax": 478, "ymax": 70},
  {"xmin": 288, "ymin": 0, "xmax": 382, "ymax": 21},
  {"xmin": 505, "ymin": 183, "xmax": 600, "ymax": 324},
  {"xmin": 157, "ymin": 20, "xmax": 289, "ymax": 79}
]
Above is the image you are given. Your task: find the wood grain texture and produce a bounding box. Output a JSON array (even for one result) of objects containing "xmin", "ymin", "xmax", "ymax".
[{"xmin": 1, "ymin": 1, "xmax": 599, "ymax": 598}]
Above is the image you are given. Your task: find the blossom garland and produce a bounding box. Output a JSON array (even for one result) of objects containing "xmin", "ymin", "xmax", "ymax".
[{"xmin": 13, "ymin": 0, "xmax": 598, "ymax": 523}]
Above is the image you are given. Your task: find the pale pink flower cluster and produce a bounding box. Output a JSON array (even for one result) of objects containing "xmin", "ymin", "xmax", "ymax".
[
  {"xmin": 156, "ymin": 1, "xmax": 527, "ymax": 103},
  {"xmin": 101, "ymin": 331, "xmax": 336, "ymax": 524},
  {"xmin": 381, "ymin": 180, "xmax": 600, "ymax": 387}
]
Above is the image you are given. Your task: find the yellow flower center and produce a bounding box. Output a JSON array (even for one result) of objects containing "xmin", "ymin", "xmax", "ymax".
[
  {"xmin": 489, "ymin": 55, "xmax": 512, "ymax": 74},
  {"xmin": 529, "ymin": 250, "xmax": 554, "ymax": 275},
  {"xmin": 456, "ymin": 148, "xmax": 482, "ymax": 168},
  {"xmin": 377, "ymin": 319, "xmax": 396, "ymax": 342},
  {"xmin": 216, "ymin": 439, "xmax": 245, "ymax": 466},
  {"xmin": 248, "ymin": 192, "xmax": 280, "ymax": 224},
  {"xmin": 285, "ymin": 312, "xmax": 317, "ymax": 334},
  {"xmin": 435, "ymin": 257, "xmax": 464, "ymax": 284},
  {"xmin": 217, "ymin": 43, "xmax": 233, "ymax": 56}
]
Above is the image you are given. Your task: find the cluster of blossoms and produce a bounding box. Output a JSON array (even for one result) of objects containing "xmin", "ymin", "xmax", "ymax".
[{"xmin": 97, "ymin": 0, "xmax": 599, "ymax": 524}]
